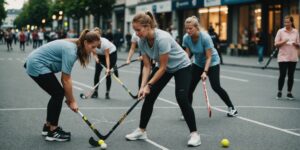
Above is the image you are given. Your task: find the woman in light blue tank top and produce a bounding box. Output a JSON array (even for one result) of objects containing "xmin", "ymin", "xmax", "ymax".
[
  {"xmin": 183, "ymin": 16, "xmax": 237, "ymax": 117},
  {"xmin": 24, "ymin": 29, "xmax": 100, "ymax": 142},
  {"xmin": 125, "ymin": 12, "xmax": 201, "ymax": 147}
]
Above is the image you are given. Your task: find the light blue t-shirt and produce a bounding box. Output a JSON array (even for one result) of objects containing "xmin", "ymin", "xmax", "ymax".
[
  {"xmin": 26, "ymin": 40, "xmax": 78, "ymax": 77},
  {"xmin": 96, "ymin": 37, "xmax": 116, "ymax": 55},
  {"xmin": 182, "ymin": 31, "xmax": 220, "ymax": 68},
  {"xmin": 139, "ymin": 29, "xmax": 191, "ymax": 73}
]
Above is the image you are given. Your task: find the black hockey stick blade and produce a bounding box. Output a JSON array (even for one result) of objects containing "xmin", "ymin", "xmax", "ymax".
[
  {"xmin": 89, "ymin": 137, "xmax": 100, "ymax": 147},
  {"xmin": 129, "ymin": 93, "xmax": 138, "ymax": 99}
]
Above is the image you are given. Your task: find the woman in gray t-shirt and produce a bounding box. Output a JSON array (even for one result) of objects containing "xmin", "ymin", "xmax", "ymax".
[{"xmin": 125, "ymin": 12, "xmax": 201, "ymax": 147}]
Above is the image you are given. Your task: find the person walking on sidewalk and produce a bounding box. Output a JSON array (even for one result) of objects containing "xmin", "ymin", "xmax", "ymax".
[
  {"xmin": 19, "ymin": 29, "xmax": 26, "ymax": 51},
  {"xmin": 255, "ymin": 28, "xmax": 265, "ymax": 64},
  {"xmin": 274, "ymin": 15, "xmax": 299, "ymax": 100},
  {"xmin": 91, "ymin": 27, "xmax": 119, "ymax": 99},
  {"xmin": 125, "ymin": 12, "xmax": 201, "ymax": 147},
  {"xmin": 24, "ymin": 29, "xmax": 100, "ymax": 142},
  {"xmin": 183, "ymin": 16, "xmax": 238, "ymax": 117},
  {"xmin": 208, "ymin": 26, "xmax": 223, "ymax": 64}
]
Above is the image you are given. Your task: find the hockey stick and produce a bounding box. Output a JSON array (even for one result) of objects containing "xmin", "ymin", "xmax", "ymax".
[
  {"xmin": 79, "ymin": 59, "xmax": 139, "ymax": 99},
  {"xmin": 262, "ymin": 48, "xmax": 278, "ymax": 70},
  {"xmin": 202, "ymin": 80, "xmax": 212, "ymax": 118},
  {"xmin": 112, "ymin": 74, "xmax": 138, "ymax": 99},
  {"xmin": 77, "ymin": 110, "xmax": 107, "ymax": 147},
  {"xmin": 89, "ymin": 97, "xmax": 143, "ymax": 146}
]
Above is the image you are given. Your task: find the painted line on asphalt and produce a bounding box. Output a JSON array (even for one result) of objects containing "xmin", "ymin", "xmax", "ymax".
[
  {"xmin": 145, "ymin": 139, "xmax": 169, "ymax": 150},
  {"xmin": 222, "ymin": 69, "xmax": 300, "ymax": 82},
  {"xmin": 286, "ymin": 128, "xmax": 300, "ymax": 131},
  {"xmin": 221, "ymin": 75, "xmax": 249, "ymax": 82},
  {"xmin": 73, "ymin": 80, "xmax": 92, "ymax": 89},
  {"xmin": 73, "ymin": 85, "xmax": 84, "ymax": 91},
  {"xmin": 154, "ymin": 97, "xmax": 300, "ymax": 137},
  {"xmin": 212, "ymin": 107, "xmax": 300, "ymax": 137}
]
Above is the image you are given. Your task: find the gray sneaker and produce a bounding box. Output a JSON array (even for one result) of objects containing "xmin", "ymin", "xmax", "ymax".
[{"xmin": 227, "ymin": 107, "xmax": 238, "ymax": 117}]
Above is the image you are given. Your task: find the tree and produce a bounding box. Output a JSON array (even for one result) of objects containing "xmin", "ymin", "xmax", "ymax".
[
  {"xmin": 0, "ymin": 0, "xmax": 7, "ymax": 26},
  {"xmin": 86, "ymin": 0, "xmax": 116, "ymax": 27}
]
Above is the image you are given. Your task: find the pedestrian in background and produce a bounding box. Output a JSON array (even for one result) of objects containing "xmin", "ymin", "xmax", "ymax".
[
  {"xmin": 24, "ymin": 29, "xmax": 100, "ymax": 142},
  {"xmin": 19, "ymin": 29, "xmax": 26, "ymax": 51},
  {"xmin": 91, "ymin": 27, "xmax": 119, "ymax": 99},
  {"xmin": 208, "ymin": 26, "xmax": 223, "ymax": 64},
  {"xmin": 255, "ymin": 28, "xmax": 265, "ymax": 64},
  {"xmin": 125, "ymin": 12, "xmax": 201, "ymax": 147},
  {"xmin": 183, "ymin": 16, "xmax": 238, "ymax": 117},
  {"xmin": 274, "ymin": 15, "xmax": 299, "ymax": 100}
]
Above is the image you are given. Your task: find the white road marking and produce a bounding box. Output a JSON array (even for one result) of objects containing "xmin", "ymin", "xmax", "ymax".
[
  {"xmin": 73, "ymin": 85, "xmax": 84, "ymax": 91},
  {"xmin": 212, "ymin": 107, "xmax": 300, "ymax": 137},
  {"xmin": 145, "ymin": 139, "xmax": 169, "ymax": 150},
  {"xmin": 72, "ymin": 80, "xmax": 92, "ymax": 89},
  {"xmin": 222, "ymin": 69, "xmax": 300, "ymax": 82},
  {"xmin": 221, "ymin": 75, "xmax": 249, "ymax": 82}
]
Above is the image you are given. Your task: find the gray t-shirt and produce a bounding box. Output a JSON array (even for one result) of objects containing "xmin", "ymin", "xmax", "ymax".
[
  {"xmin": 25, "ymin": 40, "xmax": 77, "ymax": 77},
  {"xmin": 96, "ymin": 37, "xmax": 116, "ymax": 55},
  {"xmin": 139, "ymin": 29, "xmax": 190, "ymax": 73}
]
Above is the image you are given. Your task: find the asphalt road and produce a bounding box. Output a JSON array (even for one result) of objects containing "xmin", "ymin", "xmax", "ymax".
[{"xmin": 0, "ymin": 44, "xmax": 299, "ymax": 150}]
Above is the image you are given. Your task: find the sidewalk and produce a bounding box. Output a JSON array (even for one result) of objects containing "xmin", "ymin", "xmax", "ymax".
[{"xmin": 116, "ymin": 51, "xmax": 300, "ymax": 71}]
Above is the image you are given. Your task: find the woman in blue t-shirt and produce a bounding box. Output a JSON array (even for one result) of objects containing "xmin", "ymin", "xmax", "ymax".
[
  {"xmin": 183, "ymin": 16, "xmax": 238, "ymax": 117},
  {"xmin": 125, "ymin": 12, "xmax": 201, "ymax": 147},
  {"xmin": 25, "ymin": 29, "xmax": 100, "ymax": 142}
]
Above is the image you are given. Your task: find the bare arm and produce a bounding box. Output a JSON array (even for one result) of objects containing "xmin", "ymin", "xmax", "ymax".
[
  {"xmin": 105, "ymin": 49, "xmax": 110, "ymax": 74},
  {"xmin": 184, "ymin": 47, "xmax": 191, "ymax": 58},
  {"xmin": 201, "ymin": 48, "xmax": 212, "ymax": 81},
  {"xmin": 61, "ymin": 73, "xmax": 78, "ymax": 112},
  {"xmin": 126, "ymin": 42, "xmax": 137, "ymax": 64}
]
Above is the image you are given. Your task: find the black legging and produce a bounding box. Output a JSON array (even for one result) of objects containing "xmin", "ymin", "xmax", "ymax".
[
  {"xmin": 140, "ymin": 66, "xmax": 197, "ymax": 132},
  {"xmin": 278, "ymin": 62, "xmax": 297, "ymax": 92},
  {"xmin": 30, "ymin": 73, "xmax": 64, "ymax": 126},
  {"xmin": 94, "ymin": 51, "xmax": 119, "ymax": 92},
  {"xmin": 189, "ymin": 64, "xmax": 234, "ymax": 108}
]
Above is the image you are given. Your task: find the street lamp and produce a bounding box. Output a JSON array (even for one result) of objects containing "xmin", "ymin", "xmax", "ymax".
[{"xmin": 42, "ymin": 19, "xmax": 46, "ymax": 24}]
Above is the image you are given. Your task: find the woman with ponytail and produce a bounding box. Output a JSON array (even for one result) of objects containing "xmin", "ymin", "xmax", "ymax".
[
  {"xmin": 24, "ymin": 29, "xmax": 100, "ymax": 142},
  {"xmin": 125, "ymin": 11, "xmax": 201, "ymax": 147},
  {"xmin": 91, "ymin": 27, "xmax": 119, "ymax": 99},
  {"xmin": 274, "ymin": 15, "xmax": 299, "ymax": 100},
  {"xmin": 183, "ymin": 16, "xmax": 238, "ymax": 117}
]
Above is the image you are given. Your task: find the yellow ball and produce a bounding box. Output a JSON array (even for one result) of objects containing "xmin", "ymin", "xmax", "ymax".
[
  {"xmin": 98, "ymin": 140, "xmax": 105, "ymax": 145},
  {"xmin": 220, "ymin": 138, "xmax": 230, "ymax": 147}
]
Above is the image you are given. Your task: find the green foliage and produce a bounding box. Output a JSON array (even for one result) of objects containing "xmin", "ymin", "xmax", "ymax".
[{"xmin": 0, "ymin": 0, "xmax": 7, "ymax": 26}]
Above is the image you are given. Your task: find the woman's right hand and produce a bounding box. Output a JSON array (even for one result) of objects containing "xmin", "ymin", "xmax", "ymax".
[
  {"xmin": 66, "ymin": 100, "xmax": 78, "ymax": 112},
  {"xmin": 126, "ymin": 58, "xmax": 131, "ymax": 64}
]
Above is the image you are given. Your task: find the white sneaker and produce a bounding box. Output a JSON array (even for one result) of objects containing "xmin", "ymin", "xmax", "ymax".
[
  {"xmin": 187, "ymin": 132, "xmax": 201, "ymax": 147},
  {"xmin": 227, "ymin": 107, "xmax": 238, "ymax": 117},
  {"xmin": 125, "ymin": 128, "xmax": 147, "ymax": 141}
]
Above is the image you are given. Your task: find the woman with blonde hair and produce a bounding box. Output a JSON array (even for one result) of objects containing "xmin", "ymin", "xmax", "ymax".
[
  {"xmin": 183, "ymin": 16, "xmax": 238, "ymax": 117},
  {"xmin": 125, "ymin": 12, "xmax": 201, "ymax": 147},
  {"xmin": 25, "ymin": 29, "xmax": 100, "ymax": 142},
  {"xmin": 274, "ymin": 15, "xmax": 299, "ymax": 100}
]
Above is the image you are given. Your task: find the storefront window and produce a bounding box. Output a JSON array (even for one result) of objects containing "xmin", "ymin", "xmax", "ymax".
[
  {"xmin": 198, "ymin": 6, "xmax": 228, "ymax": 41},
  {"xmin": 290, "ymin": 0, "xmax": 299, "ymax": 30}
]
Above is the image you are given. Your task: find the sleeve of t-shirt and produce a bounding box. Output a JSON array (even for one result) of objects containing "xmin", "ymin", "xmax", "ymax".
[
  {"xmin": 131, "ymin": 34, "xmax": 139, "ymax": 43},
  {"xmin": 158, "ymin": 37, "xmax": 171, "ymax": 55},
  {"xmin": 62, "ymin": 48, "xmax": 76, "ymax": 75},
  {"xmin": 139, "ymin": 40, "xmax": 146, "ymax": 55},
  {"xmin": 274, "ymin": 30, "xmax": 281, "ymax": 43},
  {"xmin": 202, "ymin": 32, "xmax": 214, "ymax": 51}
]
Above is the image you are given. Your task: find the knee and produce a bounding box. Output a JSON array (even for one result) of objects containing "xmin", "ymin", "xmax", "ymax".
[
  {"xmin": 176, "ymin": 88, "xmax": 188, "ymax": 101},
  {"xmin": 52, "ymin": 88, "xmax": 64, "ymax": 100}
]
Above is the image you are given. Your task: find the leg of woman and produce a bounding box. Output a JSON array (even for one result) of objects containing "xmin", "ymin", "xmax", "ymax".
[
  {"xmin": 208, "ymin": 65, "xmax": 234, "ymax": 108},
  {"xmin": 139, "ymin": 71, "xmax": 172, "ymax": 129},
  {"xmin": 287, "ymin": 62, "xmax": 297, "ymax": 99},
  {"xmin": 278, "ymin": 62, "xmax": 288, "ymax": 97},
  {"xmin": 30, "ymin": 73, "xmax": 64, "ymax": 126},
  {"xmin": 188, "ymin": 64, "xmax": 202, "ymax": 104},
  {"xmin": 174, "ymin": 66, "xmax": 197, "ymax": 132}
]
